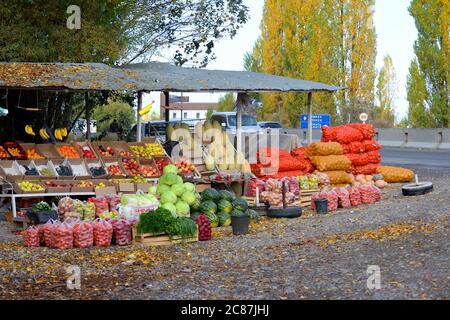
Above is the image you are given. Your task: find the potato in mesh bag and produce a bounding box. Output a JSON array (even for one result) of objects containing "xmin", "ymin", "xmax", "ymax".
[{"xmin": 311, "ymin": 155, "xmax": 351, "ymax": 171}]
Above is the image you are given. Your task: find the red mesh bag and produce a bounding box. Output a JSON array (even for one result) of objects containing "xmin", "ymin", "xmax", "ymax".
[
  {"xmin": 111, "ymin": 218, "xmax": 132, "ymax": 246},
  {"xmin": 273, "ymin": 170, "xmax": 306, "ymax": 179},
  {"xmin": 40, "ymin": 220, "xmax": 57, "ymax": 247},
  {"xmin": 311, "ymin": 189, "xmax": 339, "ymax": 212},
  {"xmin": 367, "ymin": 150, "xmax": 381, "ymax": 164},
  {"xmin": 73, "ymin": 221, "xmax": 94, "ymax": 248},
  {"xmin": 321, "ymin": 126, "xmax": 337, "ymax": 142},
  {"xmin": 257, "ymin": 148, "xmax": 291, "ymax": 165},
  {"xmin": 291, "ymin": 147, "xmax": 308, "ymax": 158},
  {"xmin": 346, "ymin": 153, "xmax": 370, "ymax": 166},
  {"xmin": 362, "ymin": 139, "xmax": 382, "ymax": 152},
  {"xmin": 93, "ymin": 219, "xmax": 113, "ymax": 247},
  {"xmin": 336, "ymin": 188, "xmax": 351, "ymax": 208},
  {"xmin": 352, "ymin": 163, "xmax": 379, "ymax": 175},
  {"xmin": 23, "ymin": 227, "xmax": 40, "ymax": 247},
  {"xmin": 341, "ymin": 144, "xmax": 351, "ymax": 154},
  {"xmin": 277, "ymin": 157, "xmax": 307, "ymax": 172},
  {"xmin": 53, "ymin": 222, "xmax": 74, "ymax": 250},
  {"xmin": 348, "ymin": 141, "xmax": 365, "ymax": 154},
  {"xmin": 358, "ymin": 185, "xmax": 379, "ymax": 204},
  {"xmin": 334, "ymin": 126, "xmax": 364, "ymax": 144},
  {"xmin": 348, "ymin": 187, "xmax": 362, "ymax": 206},
  {"xmin": 245, "ymin": 179, "xmax": 265, "ymax": 197},
  {"xmin": 347, "ymin": 124, "xmax": 376, "ymax": 140}
]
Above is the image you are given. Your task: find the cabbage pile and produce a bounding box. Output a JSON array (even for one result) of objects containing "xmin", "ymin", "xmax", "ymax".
[{"xmin": 150, "ymin": 164, "xmax": 200, "ymax": 218}]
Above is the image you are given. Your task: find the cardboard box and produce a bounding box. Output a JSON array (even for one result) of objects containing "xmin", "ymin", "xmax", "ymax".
[
  {"xmin": 70, "ymin": 180, "xmax": 95, "ymax": 193},
  {"xmin": 118, "ymin": 182, "xmax": 135, "ymax": 194},
  {"xmin": 68, "ymin": 159, "xmax": 91, "ymax": 180},
  {"xmin": 19, "ymin": 143, "xmax": 45, "ymax": 159},
  {"xmin": 43, "ymin": 180, "xmax": 72, "ymax": 193},
  {"xmin": 16, "ymin": 160, "xmax": 41, "ymax": 181},
  {"xmin": 36, "ymin": 144, "xmax": 62, "ymax": 159},
  {"xmin": 14, "ymin": 181, "xmax": 45, "ymax": 194},
  {"xmin": 136, "ymin": 182, "xmax": 156, "ymax": 193},
  {"xmin": 91, "ymin": 141, "xmax": 116, "ymax": 158},
  {"xmin": 72, "ymin": 141, "xmax": 97, "ymax": 159},
  {"xmin": 49, "ymin": 159, "xmax": 74, "ymax": 180},
  {"xmin": 111, "ymin": 141, "xmax": 136, "ymax": 157},
  {"xmin": 54, "ymin": 143, "xmax": 83, "ymax": 159},
  {"xmin": 84, "ymin": 158, "xmax": 108, "ymax": 179},
  {"xmin": 33, "ymin": 159, "xmax": 58, "ymax": 180},
  {"xmin": 102, "ymin": 158, "xmax": 127, "ymax": 179},
  {"xmin": 95, "ymin": 185, "xmax": 117, "ymax": 197},
  {"xmin": 0, "ymin": 160, "xmax": 24, "ymax": 182}
]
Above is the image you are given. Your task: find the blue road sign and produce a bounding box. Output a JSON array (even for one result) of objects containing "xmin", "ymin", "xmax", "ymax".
[{"xmin": 300, "ymin": 114, "xmax": 331, "ymax": 129}]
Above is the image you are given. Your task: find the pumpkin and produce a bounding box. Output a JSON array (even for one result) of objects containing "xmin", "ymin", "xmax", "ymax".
[
  {"xmin": 373, "ymin": 174, "xmax": 384, "ymax": 181},
  {"xmin": 365, "ymin": 175, "xmax": 373, "ymax": 182},
  {"xmin": 375, "ymin": 180, "xmax": 386, "ymax": 189}
]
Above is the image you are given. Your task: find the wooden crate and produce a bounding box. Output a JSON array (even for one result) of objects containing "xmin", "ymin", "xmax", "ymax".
[
  {"xmin": 133, "ymin": 227, "xmax": 198, "ymax": 246},
  {"xmin": 298, "ymin": 189, "xmax": 320, "ymax": 208}
]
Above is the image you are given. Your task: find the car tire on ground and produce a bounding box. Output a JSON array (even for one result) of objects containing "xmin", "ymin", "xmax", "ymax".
[
  {"xmin": 402, "ymin": 182, "xmax": 433, "ymax": 196},
  {"xmin": 267, "ymin": 207, "xmax": 302, "ymax": 219}
]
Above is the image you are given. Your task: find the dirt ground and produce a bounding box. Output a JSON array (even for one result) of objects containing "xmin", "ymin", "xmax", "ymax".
[{"xmin": 0, "ymin": 167, "xmax": 449, "ymax": 300}]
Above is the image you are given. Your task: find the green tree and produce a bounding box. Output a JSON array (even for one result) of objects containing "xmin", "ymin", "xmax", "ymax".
[
  {"xmin": 407, "ymin": 0, "xmax": 449, "ymax": 128},
  {"xmin": 93, "ymin": 100, "xmax": 135, "ymax": 139},
  {"xmin": 374, "ymin": 55, "xmax": 397, "ymax": 128},
  {"xmin": 0, "ymin": 0, "xmax": 249, "ymax": 139},
  {"xmin": 218, "ymin": 93, "xmax": 235, "ymax": 112}
]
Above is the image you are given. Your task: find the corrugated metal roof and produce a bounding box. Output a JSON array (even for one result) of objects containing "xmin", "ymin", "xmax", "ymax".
[
  {"xmin": 119, "ymin": 62, "xmax": 342, "ymax": 92},
  {"xmin": 0, "ymin": 61, "xmax": 342, "ymax": 93},
  {"xmin": 0, "ymin": 62, "xmax": 140, "ymax": 91}
]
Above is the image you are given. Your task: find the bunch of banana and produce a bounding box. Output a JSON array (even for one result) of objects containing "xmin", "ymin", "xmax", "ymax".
[
  {"xmin": 25, "ymin": 125, "xmax": 35, "ymax": 136},
  {"xmin": 54, "ymin": 128, "xmax": 68, "ymax": 141},
  {"xmin": 39, "ymin": 128, "xmax": 50, "ymax": 140}
]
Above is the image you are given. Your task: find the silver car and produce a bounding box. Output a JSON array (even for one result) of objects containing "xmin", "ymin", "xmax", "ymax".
[{"xmin": 210, "ymin": 112, "xmax": 261, "ymax": 134}]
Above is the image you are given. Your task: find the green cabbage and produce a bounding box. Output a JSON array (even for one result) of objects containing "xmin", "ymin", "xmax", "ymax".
[
  {"xmin": 183, "ymin": 182, "xmax": 195, "ymax": 193},
  {"xmin": 175, "ymin": 201, "xmax": 190, "ymax": 217},
  {"xmin": 163, "ymin": 164, "xmax": 178, "ymax": 175},
  {"xmin": 160, "ymin": 191, "xmax": 177, "ymax": 204},
  {"xmin": 171, "ymin": 183, "xmax": 185, "ymax": 196}
]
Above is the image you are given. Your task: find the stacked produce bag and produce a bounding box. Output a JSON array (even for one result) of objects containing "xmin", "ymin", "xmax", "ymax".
[
  {"xmin": 304, "ymin": 142, "xmax": 353, "ymax": 185},
  {"xmin": 321, "ymin": 124, "xmax": 382, "ymax": 175}
]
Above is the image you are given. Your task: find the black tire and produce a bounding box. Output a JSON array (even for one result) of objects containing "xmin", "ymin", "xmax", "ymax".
[
  {"xmin": 402, "ymin": 182, "xmax": 433, "ymax": 196},
  {"xmin": 267, "ymin": 207, "xmax": 302, "ymax": 219}
]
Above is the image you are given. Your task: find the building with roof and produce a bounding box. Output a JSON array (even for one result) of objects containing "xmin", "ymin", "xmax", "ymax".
[{"xmin": 158, "ymin": 93, "xmax": 218, "ymax": 121}]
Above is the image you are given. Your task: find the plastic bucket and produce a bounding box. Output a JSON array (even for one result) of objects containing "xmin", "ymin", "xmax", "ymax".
[
  {"xmin": 314, "ymin": 198, "xmax": 328, "ymax": 215},
  {"xmin": 231, "ymin": 215, "xmax": 250, "ymax": 235}
]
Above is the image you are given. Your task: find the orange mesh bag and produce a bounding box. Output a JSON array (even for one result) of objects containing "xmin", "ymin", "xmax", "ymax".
[
  {"xmin": 367, "ymin": 150, "xmax": 381, "ymax": 164},
  {"xmin": 346, "ymin": 153, "xmax": 370, "ymax": 166},
  {"xmin": 334, "ymin": 126, "xmax": 364, "ymax": 144},
  {"xmin": 257, "ymin": 147, "xmax": 291, "ymax": 166},
  {"xmin": 348, "ymin": 141, "xmax": 365, "ymax": 154},
  {"xmin": 323, "ymin": 171, "xmax": 353, "ymax": 185},
  {"xmin": 362, "ymin": 139, "xmax": 382, "ymax": 152},
  {"xmin": 291, "ymin": 147, "xmax": 308, "ymax": 158},
  {"xmin": 347, "ymin": 124, "xmax": 376, "ymax": 139},
  {"xmin": 321, "ymin": 126, "xmax": 337, "ymax": 142},
  {"xmin": 341, "ymin": 143, "xmax": 351, "ymax": 154},
  {"xmin": 311, "ymin": 155, "xmax": 351, "ymax": 171},
  {"xmin": 276, "ymin": 156, "xmax": 306, "ymax": 172},
  {"xmin": 376, "ymin": 166, "xmax": 414, "ymax": 183},
  {"xmin": 305, "ymin": 142, "xmax": 343, "ymax": 157},
  {"xmin": 352, "ymin": 164, "xmax": 379, "ymax": 175}
]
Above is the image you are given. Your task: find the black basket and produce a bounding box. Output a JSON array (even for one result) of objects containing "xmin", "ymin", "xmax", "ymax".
[{"xmin": 26, "ymin": 209, "xmax": 58, "ymax": 224}]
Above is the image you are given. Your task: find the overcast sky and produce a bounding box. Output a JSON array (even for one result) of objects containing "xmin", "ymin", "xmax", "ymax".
[{"xmin": 144, "ymin": 0, "xmax": 417, "ymax": 122}]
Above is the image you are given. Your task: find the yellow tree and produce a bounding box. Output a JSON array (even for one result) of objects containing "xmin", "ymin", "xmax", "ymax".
[
  {"xmin": 374, "ymin": 55, "xmax": 397, "ymax": 128},
  {"xmin": 248, "ymin": 0, "xmax": 376, "ymax": 127}
]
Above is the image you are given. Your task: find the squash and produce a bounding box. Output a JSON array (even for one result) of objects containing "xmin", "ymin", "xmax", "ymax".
[
  {"xmin": 365, "ymin": 175, "xmax": 373, "ymax": 182},
  {"xmin": 375, "ymin": 180, "xmax": 386, "ymax": 189},
  {"xmin": 373, "ymin": 174, "xmax": 384, "ymax": 182}
]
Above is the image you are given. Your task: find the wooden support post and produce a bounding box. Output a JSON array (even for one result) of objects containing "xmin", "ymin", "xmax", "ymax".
[
  {"xmin": 235, "ymin": 93, "xmax": 248, "ymax": 154},
  {"xmin": 307, "ymin": 92, "xmax": 313, "ymax": 144},
  {"xmin": 164, "ymin": 91, "xmax": 170, "ymax": 127},
  {"xmin": 85, "ymin": 92, "xmax": 91, "ymax": 141},
  {"xmin": 137, "ymin": 91, "xmax": 143, "ymax": 142}
]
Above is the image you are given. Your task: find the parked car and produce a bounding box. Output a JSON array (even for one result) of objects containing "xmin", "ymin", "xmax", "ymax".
[
  {"xmin": 258, "ymin": 121, "xmax": 283, "ymax": 129},
  {"xmin": 126, "ymin": 119, "xmax": 201, "ymax": 142},
  {"xmin": 210, "ymin": 112, "xmax": 261, "ymax": 134}
]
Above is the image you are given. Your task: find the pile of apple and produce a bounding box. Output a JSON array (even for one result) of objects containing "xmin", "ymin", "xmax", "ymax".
[
  {"xmin": 119, "ymin": 150, "xmax": 133, "ymax": 157},
  {"xmin": 97, "ymin": 145, "xmax": 114, "ymax": 157},
  {"xmin": 195, "ymin": 214, "xmax": 212, "ymax": 241},
  {"xmin": 107, "ymin": 164, "xmax": 125, "ymax": 176},
  {"xmin": 155, "ymin": 158, "xmax": 171, "ymax": 172},
  {"xmin": 176, "ymin": 158, "xmax": 195, "ymax": 174},
  {"xmin": 122, "ymin": 158, "xmax": 141, "ymax": 177},
  {"xmin": 81, "ymin": 146, "xmax": 96, "ymax": 158},
  {"xmin": 140, "ymin": 166, "xmax": 159, "ymax": 177}
]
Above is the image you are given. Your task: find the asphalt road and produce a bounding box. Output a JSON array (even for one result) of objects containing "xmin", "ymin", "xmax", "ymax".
[{"xmin": 380, "ymin": 148, "xmax": 450, "ymax": 169}]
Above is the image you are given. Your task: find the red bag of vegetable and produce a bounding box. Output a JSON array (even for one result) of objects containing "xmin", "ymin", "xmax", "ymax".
[
  {"xmin": 341, "ymin": 143, "xmax": 351, "ymax": 154},
  {"xmin": 53, "ymin": 222, "xmax": 74, "ymax": 249},
  {"xmin": 40, "ymin": 219, "xmax": 57, "ymax": 247},
  {"xmin": 245, "ymin": 178, "xmax": 265, "ymax": 197},
  {"xmin": 346, "ymin": 153, "xmax": 370, "ymax": 166},
  {"xmin": 369, "ymin": 185, "xmax": 382, "ymax": 202},
  {"xmin": 336, "ymin": 188, "xmax": 351, "ymax": 208},
  {"xmin": 93, "ymin": 219, "xmax": 113, "ymax": 247},
  {"xmin": 348, "ymin": 141, "xmax": 365, "ymax": 154},
  {"xmin": 358, "ymin": 185, "xmax": 378, "ymax": 204},
  {"xmin": 311, "ymin": 190, "xmax": 338, "ymax": 212},
  {"xmin": 367, "ymin": 150, "xmax": 381, "ymax": 164},
  {"xmin": 23, "ymin": 226, "xmax": 40, "ymax": 247},
  {"xmin": 111, "ymin": 218, "xmax": 132, "ymax": 246},
  {"xmin": 73, "ymin": 221, "xmax": 94, "ymax": 248},
  {"xmin": 347, "ymin": 124, "xmax": 376, "ymax": 140},
  {"xmin": 105, "ymin": 194, "xmax": 121, "ymax": 212},
  {"xmin": 322, "ymin": 126, "xmax": 337, "ymax": 142},
  {"xmin": 334, "ymin": 126, "xmax": 364, "ymax": 144},
  {"xmin": 291, "ymin": 147, "xmax": 308, "ymax": 158},
  {"xmin": 257, "ymin": 147, "xmax": 291, "ymax": 165},
  {"xmin": 362, "ymin": 139, "xmax": 382, "ymax": 152},
  {"xmin": 348, "ymin": 187, "xmax": 362, "ymax": 206},
  {"xmin": 277, "ymin": 157, "xmax": 306, "ymax": 172},
  {"xmin": 352, "ymin": 163, "xmax": 379, "ymax": 175},
  {"xmin": 89, "ymin": 197, "xmax": 109, "ymax": 215}
]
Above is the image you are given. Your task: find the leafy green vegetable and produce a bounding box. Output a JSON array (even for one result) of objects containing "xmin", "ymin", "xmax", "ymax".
[
  {"xmin": 167, "ymin": 217, "xmax": 197, "ymax": 239},
  {"xmin": 136, "ymin": 208, "xmax": 175, "ymax": 235}
]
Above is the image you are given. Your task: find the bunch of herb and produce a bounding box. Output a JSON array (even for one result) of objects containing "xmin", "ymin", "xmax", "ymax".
[
  {"xmin": 167, "ymin": 217, "xmax": 197, "ymax": 239},
  {"xmin": 136, "ymin": 208, "xmax": 175, "ymax": 235}
]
